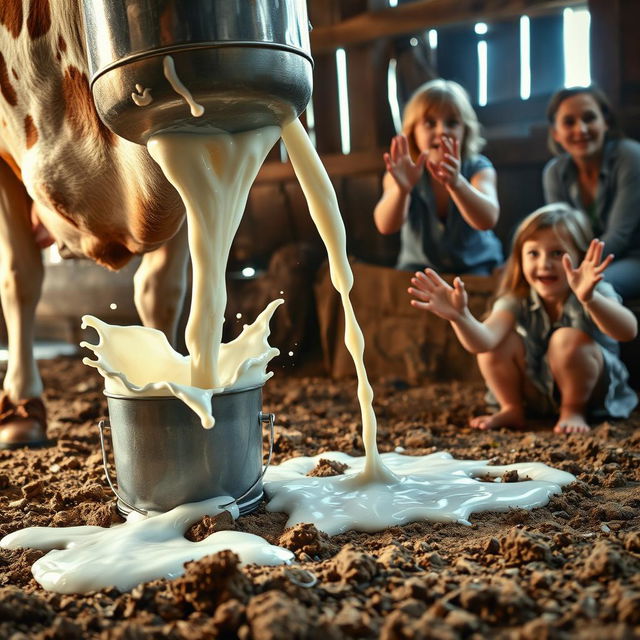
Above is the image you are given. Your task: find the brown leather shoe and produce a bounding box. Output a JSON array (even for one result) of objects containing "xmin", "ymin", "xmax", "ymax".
[{"xmin": 0, "ymin": 393, "xmax": 50, "ymax": 449}]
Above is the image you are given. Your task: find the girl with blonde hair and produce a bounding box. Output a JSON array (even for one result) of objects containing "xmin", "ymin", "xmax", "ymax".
[
  {"xmin": 374, "ymin": 78, "xmax": 502, "ymax": 274},
  {"xmin": 409, "ymin": 203, "xmax": 637, "ymax": 434}
]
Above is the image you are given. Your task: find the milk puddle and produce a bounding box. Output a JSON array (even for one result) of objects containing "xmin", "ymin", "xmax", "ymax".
[
  {"xmin": 1, "ymin": 497, "xmax": 292, "ymax": 594},
  {"xmin": 0, "ymin": 450, "xmax": 573, "ymax": 594},
  {"xmin": 263, "ymin": 451, "xmax": 574, "ymax": 536},
  {"xmin": 0, "ymin": 120, "xmax": 575, "ymax": 595}
]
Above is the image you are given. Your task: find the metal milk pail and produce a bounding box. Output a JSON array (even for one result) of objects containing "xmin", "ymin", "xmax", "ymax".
[{"xmin": 99, "ymin": 385, "xmax": 273, "ymax": 516}]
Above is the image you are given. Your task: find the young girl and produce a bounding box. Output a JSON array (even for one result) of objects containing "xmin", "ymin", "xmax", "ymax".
[
  {"xmin": 408, "ymin": 203, "xmax": 637, "ymax": 434},
  {"xmin": 374, "ymin": 78, "xmax": 503, "ymax": 274}
]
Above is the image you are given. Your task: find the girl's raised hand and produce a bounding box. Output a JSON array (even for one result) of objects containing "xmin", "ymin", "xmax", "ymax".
[
  {"xmin": 562, "ymin": 239, "xmax": 614, "ymax": 304},
  {"xmin": 426, "ymin": 134, "xmax": 461, "ymax": 189},
  {"xmin": 408, "ymin": 269, "xmax": 468, "ymax": 321},
  {"xmin": 383, "ymin": 134, "xmax": 426, "ymax": 193}
]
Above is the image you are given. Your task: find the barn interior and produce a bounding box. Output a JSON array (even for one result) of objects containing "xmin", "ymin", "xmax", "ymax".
[
  {"xmin": 1, "ymin": 4, "xmax": 640, "ymax": 636},
  {"xmin": 7, "ymin": 0, "xmax": 640, "ymax": 389}
]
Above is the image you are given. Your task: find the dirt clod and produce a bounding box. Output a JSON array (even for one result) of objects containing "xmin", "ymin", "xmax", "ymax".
[{"xmin": 308, "ymin": 458, "xmax": 348, "ymax": 477}]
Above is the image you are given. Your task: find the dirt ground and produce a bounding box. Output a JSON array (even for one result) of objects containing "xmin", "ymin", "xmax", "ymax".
[{"xmin": 0, "ymin": 355, "xmax": 639, "ymax": 640}]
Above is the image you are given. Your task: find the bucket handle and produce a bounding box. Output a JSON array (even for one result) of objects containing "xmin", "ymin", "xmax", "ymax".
[
  {"xmin": 222, "ymin": 411, "xmax": 275, "ymax": 510},
  {"xmin": 97, "ymin": 411, "xmax": 276, "ymax": 518},
  {"xmin": 98, "ymin": 419, "xmax": 147, "ymax": 516}
]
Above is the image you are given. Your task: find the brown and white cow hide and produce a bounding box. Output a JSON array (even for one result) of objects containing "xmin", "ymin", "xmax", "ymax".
[{"xmin": 0, "ymin": 0, "xmax": 190, "ymax": 446}]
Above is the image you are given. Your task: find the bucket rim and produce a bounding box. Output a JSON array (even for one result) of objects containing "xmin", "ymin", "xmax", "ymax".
[{"xmin": 104, "ymin": 383, "xmax": 264, "ymax": 401}]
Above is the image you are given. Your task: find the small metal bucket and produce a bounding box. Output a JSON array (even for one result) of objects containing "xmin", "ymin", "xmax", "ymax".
[{"xmin": 98, "ymin": 385, "xmax": 274, "ymax": 516}]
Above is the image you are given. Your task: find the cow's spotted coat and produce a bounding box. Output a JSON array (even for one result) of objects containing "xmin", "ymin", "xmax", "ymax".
[{"xmin": 0, "ymin": 0, "xmax": 191, "ymax": 446}]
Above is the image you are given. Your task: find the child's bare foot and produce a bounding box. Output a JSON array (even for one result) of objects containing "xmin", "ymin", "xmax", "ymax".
[
  {"xmin": 553, "ymin": 408, "xmax": 591, "ymax": 434},
  {"xmin": 469, "ymin": 405, "xmax": 525, "ymax": 430}
]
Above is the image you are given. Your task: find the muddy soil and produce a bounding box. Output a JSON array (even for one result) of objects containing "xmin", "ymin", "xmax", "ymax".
[{"xmin": 0, "ymin": 355, "xmax": 639, "ymax": 640}]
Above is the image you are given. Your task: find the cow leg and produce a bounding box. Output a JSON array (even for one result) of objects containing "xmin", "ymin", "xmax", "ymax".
[
  {"xmin": 133, "ymin": 219, "xmax": 189, "ymax": 347},
  {"xmin": 0, "ymin": 159, "xmax": 47, "ymax": 448}
]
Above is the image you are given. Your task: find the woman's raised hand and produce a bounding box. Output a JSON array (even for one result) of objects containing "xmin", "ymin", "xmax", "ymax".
[
  {"xmin": 408, "ymin": 269, "xmax": 468, "ymax": 321},
  {"xmin": 426, "ymin": 134, "xmax": 461, "ymax": 189},
  {"xmin": 383, "ymin": 134, "xmax": 427, "ymax": 193},
  {"xmin": 562, "ymin": 239, "xmax": 614, "ymax": 304}
]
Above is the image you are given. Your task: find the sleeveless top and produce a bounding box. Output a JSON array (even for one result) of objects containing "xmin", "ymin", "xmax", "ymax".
[{"xmin": 396, "ymin": 154, "xmax": 503, "ymax": 274}]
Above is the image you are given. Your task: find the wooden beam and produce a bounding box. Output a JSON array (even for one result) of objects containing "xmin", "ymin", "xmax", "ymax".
[
  {"xmin": 255, "ymin": 150, "xmax": 386, "ymax": 184},
  {"xmin": 254, "ymin": 128, "xmax": 552, "ymax": 185},
  {"xmin": 310, "ymin": 51, "xmax": 342, "ymax": 154},
  {"xmin": 310, "ymin": 0, "xmax": 583, "ymax": 53},
  {"xmin": 589, "ymin": 0, "xmax": 621, "ymax": 104}
]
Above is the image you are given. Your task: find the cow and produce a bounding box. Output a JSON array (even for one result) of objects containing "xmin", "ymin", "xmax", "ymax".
[{"xmin": 0, "ymin": 1, "xmax": 191, "ymax": 448}]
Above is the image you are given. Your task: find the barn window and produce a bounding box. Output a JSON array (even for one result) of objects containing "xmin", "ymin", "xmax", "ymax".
[
  {"xmin": 520, "ymin": 16, "xmax": 531, "ymax": 100},
  {"xmin": 475, "ymin": 23, "xmax": 489, "ymax": 106},
  {"xmin": 335, "ymin": 47, "xmax": 351, "ymax": 155},
  {"xmin": 563, "ymin": 7, "xmax": 591, "ymax": 87},
  {"xmin": 428, "ymin": 29, "xmax": 438, "ymax": 51},
  {"xmin": 387, "ymin": 58, "xmax": 403, "ymax": 133}
]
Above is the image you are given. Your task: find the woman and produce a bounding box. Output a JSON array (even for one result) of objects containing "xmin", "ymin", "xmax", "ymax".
[{"xmin": 543, "ymin": 86, "xmax": 640, "ymax": 299}]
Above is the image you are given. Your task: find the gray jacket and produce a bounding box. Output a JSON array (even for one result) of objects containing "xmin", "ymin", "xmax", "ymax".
[{"xmin": 543, "ymin": 137, "xmax": 640, "ymax": 259}]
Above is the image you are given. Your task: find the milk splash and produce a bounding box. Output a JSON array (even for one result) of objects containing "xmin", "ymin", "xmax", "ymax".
[
  {"xmin": 1, "ymin": 497, "xmax": 292, "ymax": 594},
  {"xmin": 81, "ymin": 299, "xmax": 282, "ymax": 429},
  {"xmin": 148, "ymin": 127, "xmax": 281, "ymax": 390}
]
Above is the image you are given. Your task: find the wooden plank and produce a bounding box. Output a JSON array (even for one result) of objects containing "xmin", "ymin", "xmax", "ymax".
[
  {"xmin": 346, "ymin": 41, "xmax": 396, "ymax": 151},
  {"xmin": 311, "ymin": 51, "xmax": 342, "ymax": 154},
  {"xmin": 588, "ymin": 0, "xmax": 640, "ymax": 137},
  {"xmin": 530, "ymin": 13, "xmax": 564, "ymax": 97},
  {"xmin": 391, "ymin": 35, "xmax": 437, "ymax": 112},
  {"xmin": 589, "ymin": 0, "xmax": 621, "ymax": 105},
  {"xmin": 255, "ymin": 149, "xmax": 386, "ymax": 184},
  {"xmin": 619, "ymin": 1, "xmax": 640, "ymax": 91},
  {"xmin": 338, "ymin": 0, "xmax": 371, "ymax": 21},
  {"xmin": 307, "ymin": 0, "xmax": 340, "ymax": 28},
  {"xmin": 310, "ymin": 0, "xmax": 583, "ymax": 53},
  {"xmin": 436, "ymin": 25, "xmax": 478, "ymax": 106},
  {"xmin": 345, "ymin": 44, "xmax": 377, "ymax": 152},
  {"xmin": 487, "ymin": 20, "xmax": 521, "ymax": 104}
]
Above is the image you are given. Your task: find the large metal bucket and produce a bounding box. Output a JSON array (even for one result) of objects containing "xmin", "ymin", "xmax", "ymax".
[
  {"xmin": 99, "ymin": 385, "xmax": 273, "ymax": 516},
  {"xmin": 82, "ymin": 0, "xmax": 313, "ymax": 142}
]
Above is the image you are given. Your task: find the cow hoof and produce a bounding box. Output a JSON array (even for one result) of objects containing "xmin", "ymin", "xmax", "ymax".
[{"xmin": 0, "ymin": 395, "xmax": 50, "ymax": 449}]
